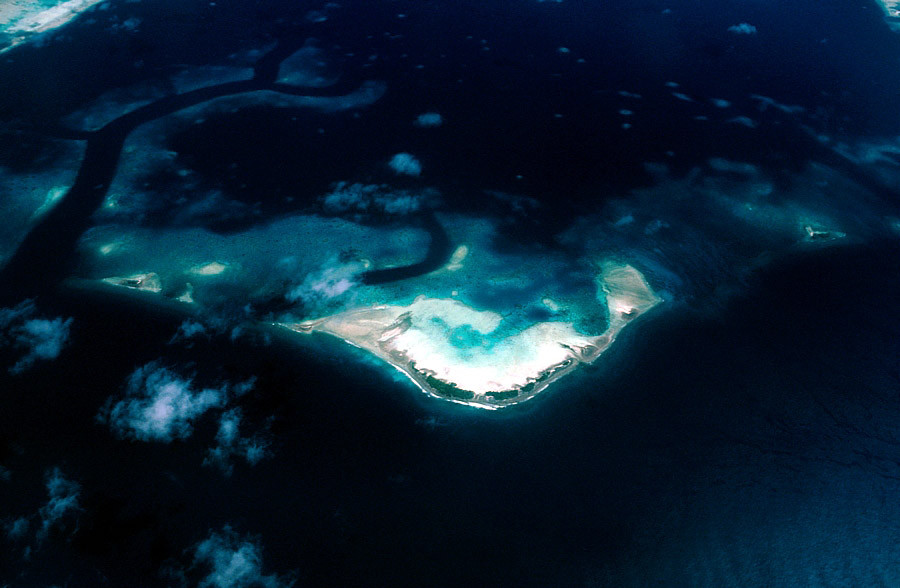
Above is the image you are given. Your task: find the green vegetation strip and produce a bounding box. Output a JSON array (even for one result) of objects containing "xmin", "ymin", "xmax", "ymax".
[{"xmin": 424, "ymin": 375, "xmax": 475, "ymax": 400}]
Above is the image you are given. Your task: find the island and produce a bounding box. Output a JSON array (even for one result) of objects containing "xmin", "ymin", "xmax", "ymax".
[
  {"xmin": 1, "ymin": 0, "xmax": 106, "ymax": 55},
  {"xmin": 279, "ymin": 261, "xmax": 662, "ymax": 409},
  {"xmin": 102, "ymin": 272, "xmax": 162, "ymax": 293}
]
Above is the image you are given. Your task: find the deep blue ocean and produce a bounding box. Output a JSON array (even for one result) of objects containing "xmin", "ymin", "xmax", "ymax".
[{"xmin": 2, "ymin": 0, "xmax": 900, "ymax": 586}]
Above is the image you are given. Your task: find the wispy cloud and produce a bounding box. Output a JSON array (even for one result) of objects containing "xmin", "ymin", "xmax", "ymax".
[
  {"xmin": 0, "ymin": 300, "xmax": 73, "ymax": 374},
  {"xmin": 37, "ymin": 468, "xmax": 82, "ymax": 542},
  {"xmin": 388, "ymin": 152, "xmax": 422, "ymax": 176},
  {"xmin": 728, "ymin": 22, "xmax": 758, "ymax": 35},
  {"xmin": 99, "ymin": 362, "xmax": 229, "ymax": 442},
  {"xmin": 96, "ymin": 187, "xmax": 259, "ymax": 231},
  {"xmin": 3, "ymin": 467, "xmax": 81, "ymax": 548},
  {"xmin": 99, "ymin": 363, "xmax": 265, "ymax": 472},
  {"xmin": 414, "ymin": 112, "xmax": 443, "ymax": 128},
  {"xmin": 286, "ymin": 256, "xmax": 367, "ymax": 305},
  {"xmin": 203, "ymin": 409, "xmax": 271, "ymax": 476},
  {"xmin": 0, "ymin": 300, "xmax": 33, "ymax": 329},
  {"xmin": 192, "ymin": 526, "xmax": 295, "ymax": 588},
  {"xmin": 322, "ymin": 182, "xmax": 435, "ymax": 218},
  {"xmin": 486, "ymin": 190, "xmax": 540, "ymax": 215},
  {"xmin": 4, "ymin": 516, "xmax": 30, "ymax": 541},
  {"xmin": 750, "ymin": 94, "xmax": 805, "ymax": 115},
  {"xmin": 727, "ymin": 116, "xmax": 758, "ymax": 129},
  {"xmin": 169, "ymin": 319, "xmax": 209, "ymax": 346}
]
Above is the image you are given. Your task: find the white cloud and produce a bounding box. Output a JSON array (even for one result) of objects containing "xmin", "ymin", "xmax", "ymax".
[
  {"xmin": 728, "ymin": 22, "xmax": 757, "ymax": 35},
  {"xmin": 0, "ymin": 300, "xmax": 34, "ymax": 329},
  {"xmin": 644, "ymin": 219, "xmax": 670, "ymax": 235},
  {"xmin": 173, "ymin": 190, "xmax": 260, "ymax": 227},
  {"xmin": 486, "ymin": 190, "xmax": 540, "ymax": 215},
  {"xmin": 11, "ymin": 317, "xmax": 74, "ymax": 374},
  {"xmin": 750, "ymin": 94, "xmax": 805, "ymax": 115},
  {"xmin": 322, "ymin": 184, "xmax": 373, "ymax": 213},
  {"xmin": 4, "ymin": 467, "xmax": 81, "ymax": 547},
  {"xmin": 414, "ymin": 112, "xmax": 443, "ymax": 128},
  {"xmin": 727, "ymin": 116, "xmax": 758, "ymax": 129},
  {"xmin": 193, "ymin": 526, "xmax": 293, "ymax": 588},
  {"xmin": 37, "ymin": 468, "xmax": 81, "ymax": 542},
  {"xmin": 100, "ymin": 362, "xmax": 229, "ymax": 442},
  {"xmin": 5, "ymin": 516, "xmax": 29, "ymax": 541},
  {"xmin": 382, "ymin": 194, "xmax": 422, "ymax": 215},
  {"xmin": 322, "ymin": 182, "xmax": 430, "ymax": 217},
  {"xmin": 0, "ymin": 300, "xmax": 73, "ymax": 374},
  {"xmin": 231, "ymin": 377, "xmax": 256, "ymax": 397},
  {"xmin": 169, "ymin": 319, "xmax": 208, "ymax": 345},
  {"xmin": 276, "ymin": 42, "xmax": 334, "ymax": 88},
  {"xmin": 388, "ymin": 152, "xmax": 422, "ymax": 176},
  {"xmin": 203, "ymin": 409, "xmax": 271, "ymax": 476},
  {"xmin": 286, "ymin": 256, "xmax": 367, "ymax": 305}
]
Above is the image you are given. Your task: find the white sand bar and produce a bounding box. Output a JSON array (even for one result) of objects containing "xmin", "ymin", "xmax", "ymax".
[
  {"xmin": 102, "ymin": 272, "xmax": 163, "ymax": 293},
  {"xmin": 281, "ymin": 261, "xmax": 662, "ymax": 409}
]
